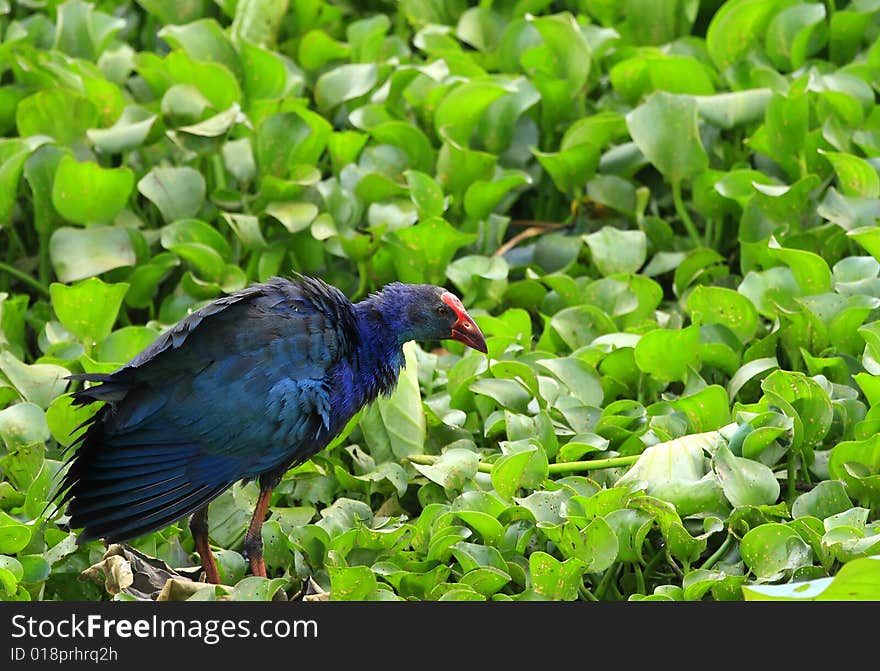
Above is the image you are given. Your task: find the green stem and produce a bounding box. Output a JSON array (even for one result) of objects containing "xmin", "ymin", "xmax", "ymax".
[
  {"xmin": 578, "ymin": 580, "xmax": 598, "ymax": 602},
  {"xmin": 352, "ymin": 261, "xmax": 368, "ymax": 301},
  {"xmin": 671, "ymin": 180, "xmax": 702, "ymax": 247},
  {"xmin": 699, "ymin": 534, "xmax": 732, "ymax": 571},
  {"xmin": 787, "ymin": 450, "xmax": 797, "ymax": 508},
  {"xmin": 0, "ymin": 262, "xmax": 50, "ymax": 297},
  {"xmin": 406, "ymin": 454, "xmax": 640, "ymax": 474},
  {"xmin": 594, "ymin": 563, "xmax": 619, "ymax": 601},
  {"xmin": 37, "ymin": 231, "xmax": 51, "ymax": 287},
  {"xmin": 633, "ymin": 563, "xmax": 646, "ymax": 595}
]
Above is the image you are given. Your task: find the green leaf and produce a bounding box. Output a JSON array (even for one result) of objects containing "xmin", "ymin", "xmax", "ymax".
[
  {"xmin": 713, "ymin": 444, "xmax": 780, "ymax": 508},
  {"xmin": 315, "ymin": 63, "xmax": 378, "ymax": 113},
  {"xmin": 528, "ymin": 551, "xmax": 586, "ymax": 601},
  {"xmin": 45, "ymin": 393, "xmax": 96, "ymax": 447},
  {"xmin": 412, "ymin": 448, "xmax": 479, "ymax": 491},
  {"xmin": 54, "ymin": 0, "xmax": 125, "ymax": 61},
  {"xmin": 791, "ymin": 480, "xmax": 853, "ymax": 520},
  {"xmin": 49, "ymin": 226, "xmax": 137, "ymax": 283},
  {"xmin": 0, "ymin": 520, "xmax": 31, "ymax": 554},
  {"xmin": 686, "ymin": 285, "xmax": 759, "ymax": 343},
  {"xmin": 616, "ymin": 431, "xmax": 727, "ymax": 516},
  {"xmin": 50, "ymin": 277, "xmax": 130, "ymax": 345},
  {"xmin": 159, "ymin": 19, "xmax": 242, "ymax": 81},
  {"xmin": 706, "ymin": 0, "xmax": 781, "ymax": 69},
  {"xmin": 87, "ymin": 106, "xmax": 158, "ymax": 154},
  {"xmin": 491, "ymin": 442, "xmax": 549, "ymax": 500},
  {"xmin": 536, "ymin": 357, "xmax": 603, "ymax": 406},
  {"xmin": 820, "ymin": 150, "xmax": 880, "ymax": 199},
  {"xmin": 584, "ymin": 227, "xmax": 646, "ymax": 276},
  {"xmin": 0, "ymin": 353, "xmax": 68, "ymax": 409},
  {"xmin": 51, "ymin": 156, "xmax": 133, "ymax": 225},
  {"xmin": 532, "ymin": 143, "xmax": 599, "ymax": 194},
  {"xmin": 634, "ymin": 325, "xmax": 700, "ymax": 381},
  {"xmin": 740, "ymin": 523, "xmax": 813, "ymax": 580},
  {"xmin": 0, "ymin": 402, "xmax": 49, "ymax": 450},
  {"xmin": 765, "ymin": 3, "xmax": 827, "ymax": 71},
  {"xmin": 360, "ymin": 342, "xmax": 425, "ymax": 461},
  {"xmin": 16, "ymin": 88, "xmax": 98, "ymax": 145},
  {"xmin": 138, "ymin": 166, "xmax": 206, "ymax": 223},
  {"xmin": 626, "ymin": 92, "xmax": 708, "ymax": 184},
  {"xmin": 230, "ymin": 576, "xmax": 288, "ymax": 601}
]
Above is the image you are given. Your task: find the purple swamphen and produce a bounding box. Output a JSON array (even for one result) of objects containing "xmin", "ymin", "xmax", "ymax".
[{"xmin": 50, "ymin": 276, "xmax": 487, "ymax": 583}]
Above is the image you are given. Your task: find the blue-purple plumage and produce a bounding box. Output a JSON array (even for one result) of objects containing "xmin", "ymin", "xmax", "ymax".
[{"xmin": 52, "ymin": 276, "xmax": 486, "ymax": 548}]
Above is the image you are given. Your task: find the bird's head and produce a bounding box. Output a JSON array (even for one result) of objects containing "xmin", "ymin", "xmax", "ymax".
[{"xmin": 378, "ymin": 283, "xmax": 487, "ymax": 354}]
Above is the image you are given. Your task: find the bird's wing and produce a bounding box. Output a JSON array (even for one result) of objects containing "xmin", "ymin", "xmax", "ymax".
[{"xmin": 55, "ymin": 276, "xmax": 359, "ymax": 542}]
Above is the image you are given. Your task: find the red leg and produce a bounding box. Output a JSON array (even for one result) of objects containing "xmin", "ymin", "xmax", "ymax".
[
  {"xmin": 244, "ymin": 484, "xmax": 274, "ymax": 578},
  {"xmin": 189, "ymin": 506, "xmax": 220, "ymax": 584}
]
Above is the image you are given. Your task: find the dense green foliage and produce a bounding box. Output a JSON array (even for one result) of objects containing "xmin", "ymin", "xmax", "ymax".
[{"xmin": 2, "ymin": 0, "xmax": 880, "ymax": 601}]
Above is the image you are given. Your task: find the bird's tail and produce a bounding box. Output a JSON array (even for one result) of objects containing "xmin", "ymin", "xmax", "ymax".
[{"xmin": 50, "ymin": 410, "xmax": 234, "ymax": 544}]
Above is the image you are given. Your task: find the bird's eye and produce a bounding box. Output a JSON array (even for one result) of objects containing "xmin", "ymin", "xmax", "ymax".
[{"xmin": 436, "ymin": 305, "xmax": 448, "ymax": 316}]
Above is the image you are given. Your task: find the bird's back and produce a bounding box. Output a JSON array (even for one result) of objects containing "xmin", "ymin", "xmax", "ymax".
[{"xmin": 53, "ymin": 277, "xmax": 361, "ymax": 543}]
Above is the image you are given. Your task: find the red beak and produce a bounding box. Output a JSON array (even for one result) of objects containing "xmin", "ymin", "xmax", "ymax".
[{"xmin": 441, "ymin": 292, "xmax": 487, "ymax": 354}]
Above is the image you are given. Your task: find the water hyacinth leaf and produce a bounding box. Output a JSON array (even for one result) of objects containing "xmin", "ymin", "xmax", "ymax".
[
  {"xmin": 257, "ymin": 109, "xmax": 332, "ymax": 177},
  {"xmin": 464, "ymin": 170, "xmax": 531, "ymax": 221},
  {"xmin": 45, "ymin": 392, "xmax": 97, "ymax": 447},
  {"xmin": 51, "ymin": 156, "xmax": 133, "ymax": 225},
  {"xmin": 404, "ymin": 170, "xmax": 445, "ymax": 219},
  {"xmin": 670, "ymin": 385, "xmax": 731, "ymax": 433},
  {"xmin": 159, "ymin": 19, "xmax": 242, "ymax": 81},
  {"xmin": 138, "ymin": 166, "xmax": 206, "ymax": 223},
  {"xmin": 491, "ymin": 443, "xmax": 549, "ymax": 500},
  {"xmin": 584, "ymin": 227, "xmax": 646, "ymax": 276},
  {"xmin": 742, "ymin": 557, "xmax": 880, "ymax": 601},
  {"xmin": 16, "ymin": 88, "xmax": 98, "ymax": 145},
  {"xmin": 536, "ymin": 357, "xmax": 603, "ymax": 406},
  {"xmin": 97, "ymin": 326, "xmax": 158, "ymax": 364},
  {"xmin": 265, "ymin": 202, "xmax": 318, "ymax": 234},
  {"xmin": 49, "ymin": 277, "xmax": 130, "ymax": 345},
  {"xmin": 633, "ymin": 325, "xmax": 700, "ymax": 382},
  {"xmin": 686, "ymin": 285, "xmax": 759, "ymax": 343},
  {"xmin": 713, "ymin": 444, "xmax": 780, "ymax": 508},
  {"xmin": 828, "ymin": 435, "xmax": 880, "ymax": 506},
  {"xmin": 764, "ymin": 2, "xmax": 827, "ymax": 72},
  {"xmin": 231, "ymin": 576, "xmax": 288, "ymax": 601},
  {"xmin": 515, "ymin": 489, "xmax": 570, "ymax": 525},
  {"xmin": 54, "ymin": 0, "xmax": 126, "ymax": 61},
  {"xmin": 0, "ymin": 353, "xmax": 68, "ymax": 409},
  {"xmin": 469, "ymin": 378, "xmax": 531, "ymax": 414},
  {"xmin": 694, "ymin": 89, "xmax": 772, "ymax": 129},
  {"xmin": 616, "ymin": 430, "xmax": 727, "ymax": 516},
  {"xmin": 740, "ymin": 523, "xmax": 813, "ymax": 580},
  {"xmin": 527, "ymin": 12, "xmax": 591, "ymax": 92},
  {"xmin": 390, "ymin": 217, "xmax": 476, "ymax": 286},
  {"xmin": 373, "ymin": 342, "xmax": 425, "ymax": 460},
  {"xmin": 315, "ymin": 63, "xmax": 378, "ymax": 113},
  {"xmin": 88, "ymin": 106, "xmax": 158, "ymax": 154},
  {"xmin": 706, "ymin": 0, "xmax": 780, "ymax": 69},
  {"xmin": 626, "ymin": 92, "xmax": 707, "ymax": 184},
  {"xmin": 222, "ymin": 213, "xmax": 267, "ymax": 250},
  {"xmin": 370, "ymin": 122, "xmax": 434, "ymax": 174},
  {"xmin": 532, "ymin": 143, "xmax": 600, "ymax": 194},
  {"xmin": 761, "ymin": 370, "xmax": 832, "ymax": 449},
  {"xmin": 49, "ymin": 226, "xmax": 137, "ymax": 283},
  {"xmin": 528, "ymin": 551, "xmax": 586, "ymax": 601},
  {"xmin": 0, "ymin": 520, "xmax": 31, "ymax": 554},
  {"xmin": 0, "ymin": 402, "xmax": 49, "ymax": 450},
  {"xmin": 412, "ymin": 448, "xmax": 479, "ymax": 491},
  {"xmin": 231, "ymin": 0, "xmax": 289, "ymax": 47},
  {"xmin": 820, "ymin": 150, "xmax": 880, "ymax": 199}
]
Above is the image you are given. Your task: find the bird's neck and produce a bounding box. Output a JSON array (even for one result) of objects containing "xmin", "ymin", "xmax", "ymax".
[{"xmin": 351, "ymin": 297, "xmax": 407, "ymax": 399}]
